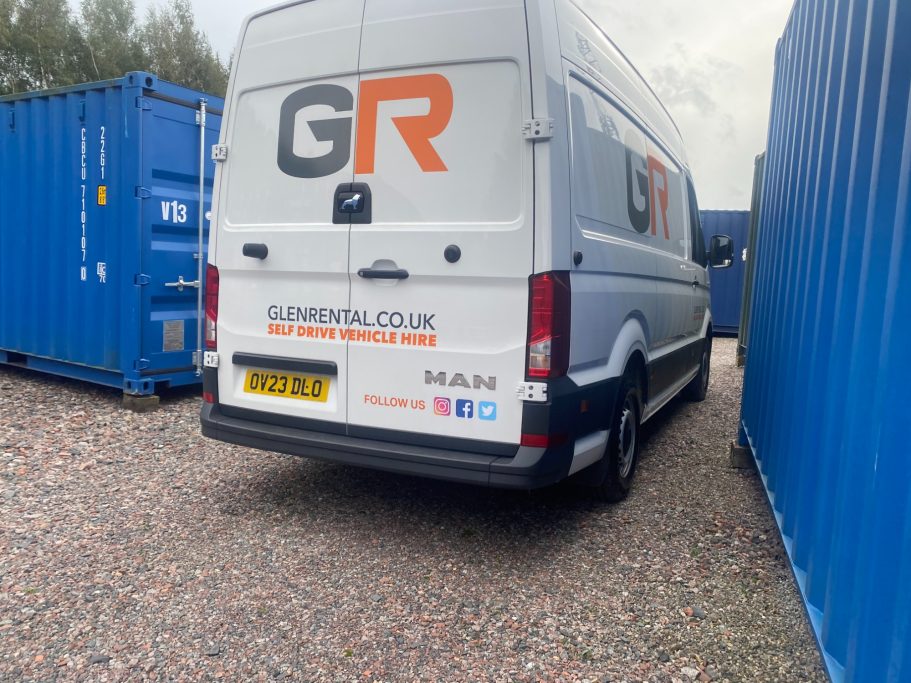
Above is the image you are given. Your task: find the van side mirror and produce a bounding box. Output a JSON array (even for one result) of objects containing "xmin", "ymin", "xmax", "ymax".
[{"xmin": 709, "ymin": 234, "xmax": 734, "ymax": 268}]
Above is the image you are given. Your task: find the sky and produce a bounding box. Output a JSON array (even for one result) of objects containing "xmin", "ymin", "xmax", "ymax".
[{"xmin": 124, "ymin": 0, "xmax": 795, "ymax": 209}]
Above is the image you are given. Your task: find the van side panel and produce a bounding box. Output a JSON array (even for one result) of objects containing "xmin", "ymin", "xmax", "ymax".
[
  {"xmin": 564, "ymin": 71, "xmax": 656, "ymax": 382},
  {"xmin": 556, "ymin": 0, "xmax": 699, "ymax": 405}
]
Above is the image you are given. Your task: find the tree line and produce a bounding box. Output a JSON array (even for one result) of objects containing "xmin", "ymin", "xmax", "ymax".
[{"xmin": 0, "ymin": 0, "xmax": 228, "ymax": 97}]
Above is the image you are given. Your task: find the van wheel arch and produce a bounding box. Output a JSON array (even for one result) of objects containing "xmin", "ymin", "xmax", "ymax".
[
  {"xmin": 593, "ymin": 369, "xmax": 644, "ymax": 502},
  {"xmin": 683, "ymin": 329, "xmax": 713, "ymax": 402},
  {"xmin": 623, "ymin": 350, "xmax": 648, "ymax": 411}
]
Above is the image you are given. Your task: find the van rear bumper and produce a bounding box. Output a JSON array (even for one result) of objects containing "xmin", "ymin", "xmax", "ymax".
[{"xmin": 200, "ymin": 403, "xmax": 568, "ymax": 489}]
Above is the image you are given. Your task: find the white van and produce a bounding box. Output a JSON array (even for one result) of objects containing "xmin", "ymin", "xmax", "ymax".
[{"xmin": 200, "ymin": 0, "xmax": 733, "ymax": 500}]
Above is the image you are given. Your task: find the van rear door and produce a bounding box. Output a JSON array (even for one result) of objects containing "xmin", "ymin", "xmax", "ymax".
[
  {"xmin": 213, "ymin": 0, "xmax": 364, "ymax": 426},
  {"xmin": 346, "ymin": 0, "xmax": 534, "ymax": 446}
]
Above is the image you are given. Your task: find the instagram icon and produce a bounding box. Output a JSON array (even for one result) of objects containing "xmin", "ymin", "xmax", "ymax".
[{"xmin": 433, "ymin": 397, "xmax": 451, "ymax": 416}]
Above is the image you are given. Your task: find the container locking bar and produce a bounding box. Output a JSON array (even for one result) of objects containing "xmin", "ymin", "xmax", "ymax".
[
  {"xmin": 195, "ymin": 98, "xmax": 207, "ymax": 376},
  {"xmin": 164, "ymin": 275, "xmax": 200, "ymax": 292}
]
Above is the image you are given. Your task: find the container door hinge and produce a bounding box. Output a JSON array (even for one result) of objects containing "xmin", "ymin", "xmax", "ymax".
[
  {"xmin": 135, "ymin": 96, "xmax": 152, "ymax": 111},
  {"xmin": 522, "ymin": 118, "xmax": 554, "ymax": 141},
  {"xmin": 211, "ymin": 144, "xmax": 228, "ymax": 161},
  {"xmin": 7, "ymin": 110, "xmax": 14, "ymax": 130},
  {"xmin": 134, "ymin": 274, "xmax": 150, "ymax": 286},
  {"xmin": 134, "ymin": 358, "xmax": 151, "ymax": 371},
  {"xmin": 135, "ymin": 186, "xmax": 151, "ymax": 199}
]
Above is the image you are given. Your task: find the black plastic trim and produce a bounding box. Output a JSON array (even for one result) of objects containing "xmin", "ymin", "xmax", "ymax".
[
  {"xmin": 219, "ymin": 403, "xmax": 347, "ymax": 436},
  {"xmin": 647, "ymin": 338, "xmax": 703, "ymax": 399},
  {"xmin": 201, "ymin": 403, "xmax": 557, "ymax": 489},
  {"xmin": 203, "ymin": 366, "xmax": 219, "ymax": 402},
  {"xmin": 521, "ymin": 375, "xmax": 620, "ymax": 439},
  {"xmin": 232, "ymin": 353, "xmax": 338, "ymax": 376},
  {"xmin": 513, "ymin": 374, "xmax": 621, "ymax": 483},
  {"xmin": 348, "ymin": 424, "xmax": 516, "ymax": 457}
]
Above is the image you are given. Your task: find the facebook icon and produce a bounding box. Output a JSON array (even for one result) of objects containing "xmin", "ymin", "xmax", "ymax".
[{"xmin": 455, "ymin": 399, "xmax": 474, "ymax": 419}]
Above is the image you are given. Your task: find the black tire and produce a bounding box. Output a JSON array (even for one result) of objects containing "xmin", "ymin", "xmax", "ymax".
[
  {"xmin": 683, "ymin": 336, "xmax": 712, "ymax": 402},
  {"xmin": 595, "ymin": 374, "xmax": 642, "ymax": 502}
]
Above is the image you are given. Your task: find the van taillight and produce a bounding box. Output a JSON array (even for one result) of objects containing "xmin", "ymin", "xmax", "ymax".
[
  {"xmin": 526, "ymin": 271, "xmax": 571, "ymax": 379},
  {"xmin": 205, "ymin": 264, "xmax": 219, "ymax": 350}
]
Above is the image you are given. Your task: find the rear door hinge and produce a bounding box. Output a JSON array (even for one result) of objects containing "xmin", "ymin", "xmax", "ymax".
[
  {"xmin": 211, "ymin": 144, "xmax": 228, "ymax": 161},
  {"xmin": 135, "ymin": 96, "xmax": 152, "ymax": 111},
  {"xmin": 135, "ymin": 186, "xmax": 151, "ymax": 199},
  {"xmin": 516, "ymin": 381, "xmax": 548, "ymax": 403},
  {"xmin": 134, "ymin": 274, "xmax": 150, "ymax": 286},
  {"xmin": 522, "ymin": 118, "xmax": 554, "ymax": 141},
  {"xmin": 133, "ymin": 358, "xmax": 151, "ymax": 371}
]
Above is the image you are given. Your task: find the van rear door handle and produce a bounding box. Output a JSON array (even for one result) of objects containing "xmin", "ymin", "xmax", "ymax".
[{"xmin": 357, "ymin": 268, "xmax": 409, "ymax": 280}]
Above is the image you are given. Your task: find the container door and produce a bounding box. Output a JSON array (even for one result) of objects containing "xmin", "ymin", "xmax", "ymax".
[
  {"xmin": 346, "ymin": 0, "xmax": 534, "ymax": 446},
  {"xmin": 140, "ymin": 96, "xmax": 220, "ymax": 384},
  {"xmin": 212, "ymin": 0, "xmax": 364, "ymax": 426}
]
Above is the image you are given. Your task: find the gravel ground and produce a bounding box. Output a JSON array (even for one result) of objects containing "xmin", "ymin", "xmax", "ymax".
[{"xmin": 0, "ymin": 338, "xmax": 826, "ymax": 682}]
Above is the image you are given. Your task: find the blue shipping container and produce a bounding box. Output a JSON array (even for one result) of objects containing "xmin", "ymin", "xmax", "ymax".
[
  {"xmin": 700, "ymin": 210, "xmax": 750, "ymax": 335},
  {"xmin": 0, "ymin": 73, "xmax": 223, "ymax": 395},
  {"xmin": 740, "ymin": 0, "xmax": 910, "ymax": 681}
]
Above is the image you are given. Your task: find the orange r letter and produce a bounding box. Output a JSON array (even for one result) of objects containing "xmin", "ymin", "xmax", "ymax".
[
  {"xmin": 355, "ymin": 74, "xmax": 453, "ymax": 174},
  {"xmin": 647, "ymin": 154, "xmax": 670, "ymax": 240}
]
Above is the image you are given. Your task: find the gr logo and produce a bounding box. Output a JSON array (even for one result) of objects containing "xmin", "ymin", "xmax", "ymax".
[
  {"xmin": 277, "ymin": 74, "xmax": 453, "ymax": 179},
  {"xmin": 624, "ymin": 130, "xmax": 670, "ymax": 240}
]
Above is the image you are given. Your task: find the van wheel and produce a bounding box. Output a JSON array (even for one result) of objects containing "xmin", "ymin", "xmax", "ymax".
[
  {"xmin": 595, "ymin": 374, "xmax": 641, "ymax": 502},
  {"xmin": 683, "ymin": 337, "xmax": 711, "ymax": 402}
]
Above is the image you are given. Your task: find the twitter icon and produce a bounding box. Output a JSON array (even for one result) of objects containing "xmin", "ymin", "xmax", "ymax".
[{"xmin": 478, "ymin": 401, "xmax": 497, "ymax": 421}]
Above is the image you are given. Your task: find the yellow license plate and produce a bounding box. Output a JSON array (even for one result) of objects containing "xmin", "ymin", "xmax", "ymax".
[{"xmin": 243, "ymin": 369, "xmax": 330, "ymax": 403}]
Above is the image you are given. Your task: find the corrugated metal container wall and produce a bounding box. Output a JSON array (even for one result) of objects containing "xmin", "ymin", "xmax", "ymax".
[
  {"xmin": 699, "ymin": 210, "xmax": 750, "ymax": 335},
  {"xmin": 740, "ymin": 0, "xmax": 910, "ymax": 681},
  {"xmin": 0, "ymin": 73, "xmax": 223, "ymax": 395}
]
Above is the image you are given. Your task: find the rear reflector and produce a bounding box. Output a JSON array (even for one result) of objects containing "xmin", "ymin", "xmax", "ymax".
[
  {"xmin": 205, "ymin": 264, "xmax": 219, "ymax": 350},
  {"xmin": 526, "ymin": 271, "xmax": 571, "ymax": 379},
  {"xmin": 520, "ymin": 433, "xmax": 568, "ymax": 448},
  {"xmin": 203, "ymin": 391, "xmax": 215, "ymax": 404}
]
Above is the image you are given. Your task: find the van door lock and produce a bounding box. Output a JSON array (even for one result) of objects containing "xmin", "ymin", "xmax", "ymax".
[{"xmin": 333, "ymin": 182, "xmax": 372, "ymax": 224}]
